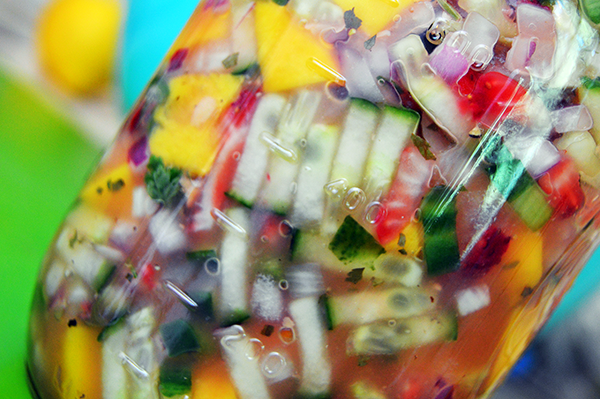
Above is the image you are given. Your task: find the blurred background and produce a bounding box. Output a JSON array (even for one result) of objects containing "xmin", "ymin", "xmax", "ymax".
[{"xmin": 2, "ymin": 0, "xmax": 600, "ymax": 397}]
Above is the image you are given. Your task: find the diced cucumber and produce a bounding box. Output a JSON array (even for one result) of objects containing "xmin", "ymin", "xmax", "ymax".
[
  {"xmin": 218, "ymin": 326, "xmax": 271, "ymax": 399},
  {"xmin": 126, "ymin": 308, "xmax": 158, "ymax": 399},
  {"xmin": 229, "ymin": 94, "xmax": 287, "ymax": 207},
  {"xmin": 328, "ymin": 216, "xmax": 385, "ymax": 268},
  {"xmin": 489, "ymin": 146, "xmax": 552, "ymax": 231},
  {"xmin": 219, "ymin": 207, "xmax": 252, "ymax": 325},
  {"xmin": 292, "ymin": 124, "xmax": 339, "ymax": 229},
  {"xmin": 289, "ymin": 296, "xmax": 332, "ymax": 398},
  {"xmin": 101, "ymin": 317, "xmax": 129, "ymax": 399},
  {"xmin": 329, "ymin": 99, "xmax": 379, "ymax": 188},
  {"xmin": 186, "ymin": 291, "xmax": 215, "ymax": 321},
  {"xmin": 159, "ymin": 361, "xmax": 192, "ymax": 398},
  {"xmin": 260, "ymin": 91, "xmax": 322, "ymax": 214},
  {"xmin": 579, "ymin": 84, "xmax": 600, "ymax": 144},
  {"xmin": 389, "ymin": 35, "xmax": 473, "ymax": 142},
  {"xmin": 347, "ymin": 312, "xmax": 458, "ymax": 355},
  {"xmin": 56, "ymin": 227, "xmax": 115, "ymax": 291},
  {"xmin": 364, "ymin": 106, "xmax": 419, "ymax": 197},
  {"xmin": 159, "ymin": 319, "xmax": 201, "ymax": 357},
  {"xmin": 372, "ymin": 253, "xmax": 423, "ymax": 287},
  {"xmin": 186, "ymin": 249, "xmax": 218, "ymax": 264},
  {"xmin": 231, "ymin": 2, "xmax": 258, "ymax": 74},
  {"xmin": 324, "ymin": 287, "xmax": 437, "ymax": 328},
  {"xmin": 420, "ymin": 186, "xmax": 460, "ymax": 276}
]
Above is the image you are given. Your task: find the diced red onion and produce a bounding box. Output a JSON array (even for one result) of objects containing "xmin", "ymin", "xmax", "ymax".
[
  {"xmin": 321, "ymin": 27, "xmax": 349, "ymax": 44},
  {"xmin": 429, "ymin": 45, "xmax": 470, "ymax": 84},
  {"xmin": 337, "ymin": 43, "xmax": 385, "ymax": 103},
  {"xmin": 550, "ymin": 105, "xmax": 593, "ymax": 133},
  {"xmin": 128, "ymin": 136, "xmax": 149, "ymax": 167}
]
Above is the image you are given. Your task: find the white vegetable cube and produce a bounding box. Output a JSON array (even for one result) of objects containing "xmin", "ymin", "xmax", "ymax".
[{"xmin": 456, "ymin": 285, "xmax": 491, "ymax": 316}]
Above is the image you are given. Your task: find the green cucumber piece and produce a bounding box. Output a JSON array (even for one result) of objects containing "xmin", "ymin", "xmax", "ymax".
[
  {"xmin": 329, "ymin": 98, "xmax": 379, "ymax": 188},
  {"xmin": 582, "ymin": 0, "xmax": 600, "ymax": 24},
  {"xmin": 229, "ymin": 94, "xmax": 287, "ymax": 207},
  {"xmin": 159, "ymin": 319, "xmax": 201, "ymax": 357},
  {"xmin": 364, "ymin": 106, "xmax": 419, "ymax": 197},
  {"xmin": 328, "ymin": 216, "xmax": 385, "ymax": 267},
  {"xmin": 159, "ymin": 362, "xmax": 192, "ymax": 397},
  {"xmin": 292, "ymin": 124, "xmax": 339, "ymax": 229},
  {"xmin": 420, "ymin": 186, "xmax": 460, "ymax": 276},
  {"xmin": 490, "ymin": 146, "xmax": 552, "ymax": 231},
  {"xmin": 186, "ymin": 249, "xmax": 218, "ymax": 264},
  {"xmin": 260, "ymin": 90, "xmax": 321, "ymax": 214},
  {"xmin": 324, "ymin": 287, "xmax": 437, "ymax": 328},
  {"xmin": 187, "ymin": 291, "xmax": 214, "ymax": 320},
  {"xmin": 372, "ymin": 253, "xmax": 423, "ymax": 287},
  {"xmin": 348, "ymin": 312, "xmax": 458, "ymax": 355}
]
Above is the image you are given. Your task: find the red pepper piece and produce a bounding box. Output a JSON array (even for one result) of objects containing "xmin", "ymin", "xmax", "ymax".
[
  {"xmin": 467, "ymin": 72, "xmax": 528, "ymax": 126},
  {"xmin": 462, "ymin": 225, "xmax": 511, "ymax": 276},
  {"xmin": 537, "ymin": 156, "xmax": 585, "ymax": 218}
]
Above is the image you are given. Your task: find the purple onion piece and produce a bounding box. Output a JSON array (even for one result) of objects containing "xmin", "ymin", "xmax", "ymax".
[
  {"xmin": 434, "ymin": 385, "xmax": 455, "ymax": 399},
  {"xmin": 128, "ymin": 136, "xmax": 149, "ymax": 167},
  {"xmin": 429, "ymin": 45, "xmax": 470, "ymax": 85},
  {"xmin": 322, "ymin": 27, "xmax": 350, "ymax": 44},
  {"xmin": 168, "ymin": 48, "xmax": 189, "ymax": 72}
]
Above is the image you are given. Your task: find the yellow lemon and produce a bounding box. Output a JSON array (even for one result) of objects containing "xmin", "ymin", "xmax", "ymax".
[{"xmin": 36, "ymin": 0, "xmax": 121, "ymax": 95}]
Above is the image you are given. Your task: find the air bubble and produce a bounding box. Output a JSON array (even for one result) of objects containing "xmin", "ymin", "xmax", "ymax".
[
  {"xmin": 388, "ymin": 319, "xmax": 397, "ymax": 327},
  {"xmin": 364, "ymin": 201, "xmax": 385, "ymax": 224},
  {"xmin": 278, "ymin": 220, "xmax": 294, "ymax": 237},
  {"xmin": 324, "ymin": 179, "xmax": 348, "ymax": 200},
  {"xmin": 261, "ymin": 235, "xmax": 269, "ymax": 243},
  {"xmin": 279, "ymin": 279, "xmax": 289, "ymax": 291},
  {"xmin": 245, "ymin": 338, "xmax": 265, "ymax": 360},
  {"xmin": 211, "ymin": 208, "xmax": 248, "ymax": 240},
  {"xmin": 262, "ymin": 352, "xmax": 287, "ymax": 377},
  {"xmin": 344, "ymin": 188, "xmax": 366, "ymax": 211},
  {"xmin": 164, "ymin": 280, "xmax": 198, "ymax": 308},
  {"xmin": 259, "ymin": 132, "xmax": 299, "ymax": 163},
  {"xmin": 233, "ymin": 151, "xmax": 241, "ymax": 161},
  {"xmin": 279, "ymin": 327, "xmax": 295, "ymax": 344},
  {"xmin": 204, "ymin": 258, "xmax": 221, "ymax": 276},
  {"xmin": 120, "ymin": 353, "xmax": 150, "ymax": 379}
]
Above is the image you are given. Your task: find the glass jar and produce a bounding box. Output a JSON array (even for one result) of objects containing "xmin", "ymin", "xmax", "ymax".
[{"xmin": 26, "ymin": 0, "xmax": 600, "ymax": 398}]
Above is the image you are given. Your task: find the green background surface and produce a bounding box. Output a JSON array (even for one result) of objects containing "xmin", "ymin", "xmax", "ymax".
[{"xmin": 0, "ymin": 67, "xmax": 102, "ymax": 398}]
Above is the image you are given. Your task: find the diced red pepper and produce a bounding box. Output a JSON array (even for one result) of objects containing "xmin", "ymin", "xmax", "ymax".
[
  {"xmin": 537, "ymin": 155, "xmax": 585, "ymax": 218},
  {"xmin": 466, "ymin": 72, "xmax": 528, "ymax": 127},
  {"xmin": 140, "ymin": 263, "xmax": 158, "ymax": 289},
  {"xmin": 461, "ymin": 225, "xmax": 511, "ymax": 276},
  {"xmin": 376, "ymin": 146, "xmax": 434, "ymax": 246}
]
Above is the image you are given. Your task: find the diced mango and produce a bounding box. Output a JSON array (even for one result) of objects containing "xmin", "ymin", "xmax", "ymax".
[
  {"xmin": 80, "ymin": 163, "xmax": 133, "ymax": 217},
  {"xmin": 384, "ymin": 221, "xmax": 424, "ymax": 257},
  {"xmin": 61, "ymin": 323, "xmax": 103, "ymax": 399},
  {"xmin": 331, "ymin": 0, "xmax": 412, "ymax": 35},
  {"xmin": 485, "ymin": 305, "xmax": 538, "ymax": 394},
  {"xmin": 192, "ymin": 359, "xmax": 238, "ymax": 399},
  {"xmin": 172, "ymin": 8, "xmax": 231, "ymax": 53},
  {"xmin": 499, "ymin": 230, "xmax": 543, "ymax": 304},
  {"xmin": 255, "ymin": 2, "xmax": 340, "ymax": 92},
  {"xmin": 150, "ymin": 74, "xmax": 243, "ymax": 176}
]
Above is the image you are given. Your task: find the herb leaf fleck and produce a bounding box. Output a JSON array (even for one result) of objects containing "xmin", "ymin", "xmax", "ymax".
[
  {"xmin": 346, "ymin": 268, "xmax": 365, "ymax": 284},
  {"xmin": 344, "ymin": 8, "xmax": 362, "ymax": 30},
  {"xmin": 222, "ymin": 52, "xmax": 239, "ymax": 69},
  {"xmin": 144, "ymin": 155, "xmax": 183, "ymax": 207},
  {"xmin": 364, "ymin": 35, "xmax": 376, "ymax": 51},
  {"xmin": 411, "ymin": 134, "xmax": 437, "ymax": 161}
]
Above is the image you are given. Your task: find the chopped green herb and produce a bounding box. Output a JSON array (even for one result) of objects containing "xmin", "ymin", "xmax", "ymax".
[
  {"xmin": 126, "ymin": 261, "xmax": 138, "ymax": 279},
  {"xmin": 344, "ymin": 8, "xmax": 362, "ymax": 30},
  {"xmin": 370, "ymin": 277, "xmax": 384, "ymax": 287},
  {"xmin": 67, "ymin": 319, "xmax": 77, "ymax": 327},
  {"xmin": 582, "ymin": 76, "xmax": 600, "ymax": 90},
  {"xmin": 411, "ymin": 134, "xmax": 437, "ymax": 161},
  {"xmin": 364, "ymin": 35, "xmax": 376, "ymax": 51},
  {"xmin": 144, "ymin": 155, "xmax": 183, "ymax": 207},
  {"xmin": 272, "ymin": 0, "xmax": 290, "ymax": 4},
  {"xmin": 397, "ymin": 233, "xmax": 406, "ymax": 248},
  {"xmin": 222, "ymin": 52, "xmax": 239, "ymax": 69},
  {"xmin": 521, "ymin": 286, "xmax": 533, "ymax": 297},
  {"xmin": 160, "ymin": 319, "xmax": 201, "ymax": 357},
  {"xmin": 125, "ymin": 273, "xmax": 134, "ymax": 282},
  {"xmin": 398, "ymin": 248, "xmax": 408, "ymax": 255},
  {"xmin": 186, "ymin": 249, "xmax": 218, "ymax": 264},
  {"xmin": 107, "ymin": 178, "xmax": 125, "ymax": 192},
  {"xmin": 261, "ymin": 324, "xmax": 275, "ymax": 336},
  {"xmin": 346, "ymin": 268, "xmax": 365, "ymax": 284},
  {"xmin": 358, "ymin": 356, "xmax": 370, "ymax": 366}
]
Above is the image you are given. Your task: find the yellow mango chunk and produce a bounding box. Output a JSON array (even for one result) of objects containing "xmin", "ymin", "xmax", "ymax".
[
  {"xmin": 150, "ymin": 74, "xmax": 243, "ymax": 176},
  {"xmin": 61, "ymin": 323, "xmax": 102, "ymax": 399},
  {"xmin": 80, "ymin": 163, "xmax": 133, "ymax": 217},
  {"xmin": 485, "ymin": 305, "xmax": 539, "ymax": 394},
  {"xmin": 499, "ymin": 230, "xmax": 543, "ymax": 304},
  {"xmin": 383, "ymin": 221, "xmax": 424, "ymax": 257},
  {"xmin": 192, "ymin": 360, "xmax": 238, "ymax": 399},
  {"xmin": 172, "ymin": 8, "xmax": 231, "ymax": 54},
  {"xmin": 331, "ymin": 0, "xmax": 412, "ymax": 35},
  {"xmin": 255, "ymin": 2, "xmax": 340, "ymax": 92}
]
